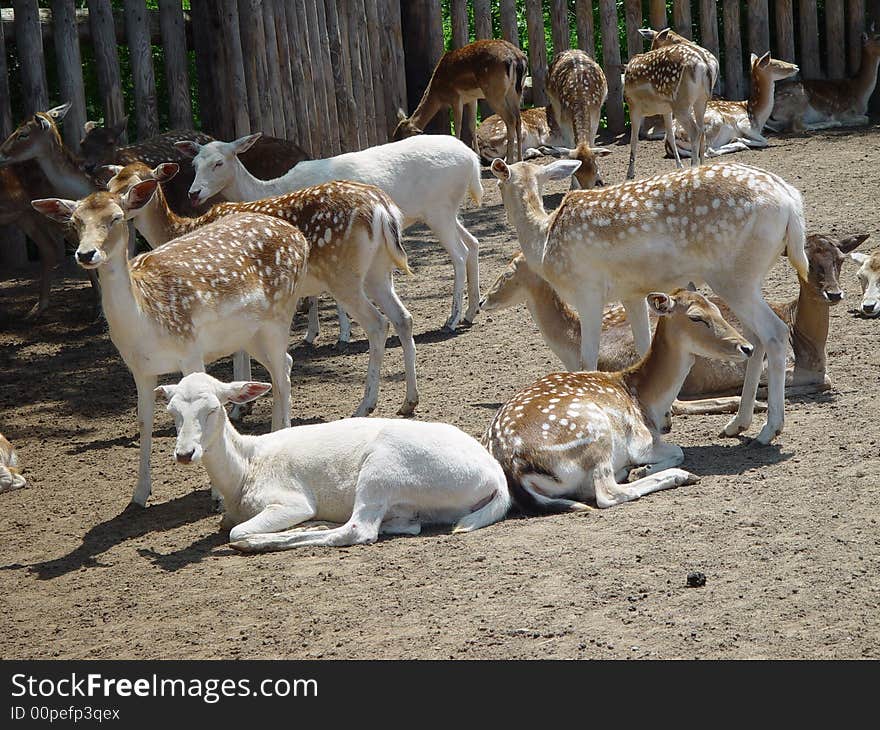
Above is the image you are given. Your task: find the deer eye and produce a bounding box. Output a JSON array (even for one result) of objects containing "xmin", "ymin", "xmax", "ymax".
[
  {"xmin": 688, "ymin": 316, "xmax": 709, "ymax": 327},
  {"xmin": 213, "ymin": 161, "xmax": 223, "ymax": 169},
  {"xmin": 17, "ymin": 132, "xmax": 28, "ymax": 140}
]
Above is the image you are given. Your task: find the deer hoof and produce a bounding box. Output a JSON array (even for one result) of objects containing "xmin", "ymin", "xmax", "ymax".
[
  {"xmin": 335, "ymin": 339, "xmax": 350, "ymax": 354},
  {"xmin": 397, "ymin": 400, "xmax": 418, "ymax": 417}
]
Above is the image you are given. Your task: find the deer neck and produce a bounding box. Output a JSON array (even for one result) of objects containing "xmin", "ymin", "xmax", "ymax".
[
  {"xmin": 96, "ymin": 230, "xmax": 140, "ymax": 330},
  {"xmin": 224, "ymin": 157, "xmax": 276, "ymax": 201},
  {"xmin": 747, "ymin": 70, "xmax": 775, "ymax": 129},
  {"xmin": 790, "ymin": 283, "xmax": 829, "ymax": 378},
  {"xmin": 135, "ymin": 186, "xmax": 191, "ymax": 247},
  {"xmin": 505, "ymin": 185, "xmax": 552, "ymax": 269},
  {"xmin": 523, "ymin": 280, "xmax": 583, "ymax": 371},
  {"xmin": 201, "ymin": 418, "xmax": 254, "ymax": 505},
  {"xmin": 37, "ymin": 138, "xmax": 93, "ymax": 199},
  {"xmin": 853, "ymin": 51, "xmax": 880, "ymax": 110},
  {"xmin": 409, "ymin": 74, "xmax": 448, "ymax": 131},
  {"xmin": 623, "ymin": 320, "xmax": 694, "ymax": 432}
]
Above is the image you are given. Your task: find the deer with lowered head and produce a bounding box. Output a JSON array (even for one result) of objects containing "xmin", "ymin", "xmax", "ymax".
[
  {"xmin": 481, "ymin": 232, "xmax": 869, "ymax": 412},
  {"xmin": 32, "ymin": 181, "xmax": 310, "ymax": 507},
  {"xmin": 0, "ymin": 433, "xmax": 26, "ymax": 494},
  {"xmin": 768, "ymin": 28, "xmax": 880, "ymax": 132},
  {"xmin": 483, "ymin": 289, "xmax": 753, "ymax": 512},
  {"xmin": 393, "ymin": 38, "xmax": 528, "ymax": 162},
  {"xmin": 103, "ymin": 161, "xmax": 419, "ymax": 418},
  {"xmin": 490, "ymin": 156, "xmax": 808, "ymax": 445},
  {"xmin": 158, "ymin": 372, "xmax": 510, "ymax": 551}
]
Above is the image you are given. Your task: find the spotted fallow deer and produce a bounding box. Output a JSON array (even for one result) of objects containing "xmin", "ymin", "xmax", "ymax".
[
  {"xmin": 392, "ymin": 39, "xmax": 528, "ymax": 162},
  {"xmin": 768, "ymin": 29, "xmax": 880, "ymax": 132},
  {"xmin": 104, "ymin": 161, "xmax": 418, "ymax": 418},
  {"xmin": 624, "ymin": 29, "xmax": 716, "ymax": 178},
  {"xmin": 0, "ymin": 433, "xmax": 26, "ymax": 494},
  {"xmin": 667, "ymin": 53, "xmax": 799, "ymax": 158},
  {"xmin": 481, "ymin": 232, "xmax": 868, "ymax": 412},
  {"xmin": 850, "ymin": 249, "xmax": 880, "ymax": 318},
  {"xmin": 32, "ymin": 182, "xmax": 309, "ymax": 507},
  {"xmin": 490, "ymin": 157, "xmax": 808, "ymax": 445},
  {"xmin": 483, "ymin": 289, "xmax": 753, "ymax": 512}
]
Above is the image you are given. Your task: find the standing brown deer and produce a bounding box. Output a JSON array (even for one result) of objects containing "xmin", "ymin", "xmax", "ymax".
[{"xmin": 393, "ymin": 39, "xmax": 528, "ymax": 162}]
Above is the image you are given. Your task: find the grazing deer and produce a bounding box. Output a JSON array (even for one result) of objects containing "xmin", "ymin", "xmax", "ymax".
[
  {"xmin": 158, "ymin": 373, "xmax": 509, "ymax": 551},
  {"xmin": 850, "ymin": 249, "xmax": 880, "ymax": 318},
  {"xmin": 32, "ymin": 182, "xmax": 309, "ymax": 507},
  {"xmin": 546, "ymin": 49, "xmax": 609, "ymax": 188},
  {"xmin": 484, "ymin": 289, "xmax": 753, "ymax": 512},
  {"xmin": 490, "ymin": 157, "xmax": 808, "ymax": 445},
  {"xmin": 624, "ymin": 30, "xmax": 716, "ymax": 178},
  {"xmin": 105, "ymin": 161, "xmax": 419, "ymax": 418},
  {"xmin": 179, "ymin": 133, "xmax": 483, "ymax": 332},
  {"xmin": 768, "ymin": 29, "xmax": 880, "ymax": 132},
  {"xmin": 0, "ymin": 433, "xmax": 26, "ymax": 494},
  {"xmin": 667, "ymin": 53, "xmax": 799, "ymax": 158},
  {"xmin": 392, "ymin": 39, "xmax": 528, "ymax": 162},
  {"xmin": 481, "ymin": 232, "xmax": 868, "ymax": 411}
]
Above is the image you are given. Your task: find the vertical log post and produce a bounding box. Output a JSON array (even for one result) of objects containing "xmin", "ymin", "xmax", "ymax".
[
  {"xmin": 0, "ymin": 16, "xmax": 13, "ymax": 136},
  {"xmin": 218, "ymin": 0, "xmax": 251, "ymax": 138},
  {"xmin": 315, "ymin": 0, "xmax": 343, "ymax": 149},
  {"xmin": 51, "ymin": 0, "xmax": 88, "ymax": 150},
  {"xmin": 450, "ymin": 0, "xmax": 472, "ymax": 143},
  {"xmin": 798, "ymin": 1, "xmax": 822, "ymax": 79},
  {"xmin": 273, "ymin": 0, "xmax": 299, "ymax": 144},
  {"xmin": 550, "ymin": 0, "xmax": 569, "ymax": 57},
  {"xmin": 848, "ymin": 0, "xmax": 866, "ymax": 74},
  {"xmin": 347, "ymin": 0, "xmax": 373, "ymax": 148},
  {"xmin": 87, "ymin": 0, "xmax": 128, "ymax": 139},
  {"xmin": 282, "ymin": 0, "xmax": 312, "ymax": 152},
  {"xmin": 699, "ymin": 0, "xmax": 721, "ymax": 92},
  {"xmin": 324, "ymin": 0, "xmax": 358, "ymax": 150},
  {"xmin": 238, "ymin": 0, "xmax": 266, "ymax": 135},
  {"xmin": 825, "ymin": 1, "xmax": 847, "ymax": 79},
  {"xmin": 625, "ymin": 0, "xmax": 644, "ymax": 61},
  {"xmin": 649, "ymin": 0, "xmax": 667, "ymax": 31},
  {"xmin": 746, "ymin": 0, "xmax": 770, "ymax": 56},
  {"xmin": 774, "ymin": 1, "xmax": 796, "ymax": 63},
  {"xmin": 474, "ymin": 0, "xmax": 492, "ymax": 41},
  {"xmin": 400, "ymin": 0, "xmax": 445, "ymax": 134},
  {"xmin": 723, "ymin": 0, "xmax": 745, "ymax": 100},
  {"xmin": 377, "ymin": 0, "xmax": 407, "ymax": 141},
  {"xmin": 525, "ymin": 0, "xmax": 548, "ymax": 106},
  {"xmin": 189, "ymin": 0, "xmax": 219, "ymax": 135},
  {"xmin": 261, "ymin": 0, "xmax": 287, "ymax": 138},
  {"xmin": 13, "ymin": 0, "xmax": 49, "ymax": 116},
  {"xmin": 0, "ymin": 18, "xmax": 26, "ymax": 271},
  {"xmin": 599, "ymin": 0, "xmax": 624, "ymax": 134},
  {"xmin": 363, "ymin": 0, "xmax": 386, "ymax": 145},
  {"xmin": 299, "ymin": 2, "xmax": 331, "ymax": 155},
  {"xmin": 575, "ymin": 0, "xmax": 595, "ymax": 57},
  {"xmin": 158, "ymin": 0, "xmax": 193, "ymax": 130},
  {"xmin": 123, "ymin": 0, "xmax": 160, "ymax": 139},
  {"xmin": 500, "ymin": 0, "xmax": 518, "ymax": 46},
  {"xmin": 672, "ymin": 0, "xmax": 692, "ymax": 39}
]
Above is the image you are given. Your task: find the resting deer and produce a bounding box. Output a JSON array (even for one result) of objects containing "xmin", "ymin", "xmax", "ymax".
[
  {"xmin": 850, "ymin": 249, "xmax": 880, "ymax": 318},
  {"xmin": 393, "ymin": 39, "xmax": 528, "ymax": 163},
  {"xmin": 481, "ymin": 232, "xmax": 868, "ymax": 411},
  {"xmin": 624, "ymin": 29, "xmax": 717, "ymax": 178},
  {"xmin": 484, "ymin": 289, "xmax": 753, "ymax": 512},
  {"xmin": 768, "ymin": 29, "xmax": 880, "ymax": 132},
  {"xmin": 104, "ymin": 161, "xmax": 418, "ymax": 418},
  {"xmin": 667, "ymin": 53, "xmax": 799, "ymax": 158},
  {"xmin": 32, "ymin": 182, "xmax": 309, "ymax": 507},
  {"xmin": 158, "ymin": 373, "xmax": 509, "ymax": 551},
  {"xmin": 179, "ymin": 132, "xmax": 483, "ymax": 332},
  {"xmin": 490, "ymin": 157, "xmax": 808, "ymax": 445},
  {"xmin": 0, "ymin": 433, "xmax": 26, "ymax": 494}
]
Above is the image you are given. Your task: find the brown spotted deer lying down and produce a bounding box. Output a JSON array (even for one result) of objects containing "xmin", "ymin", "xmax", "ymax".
[
  {"xmin": 480, "ymin": 232, "xmax": 869, "ymax": 413},
  {"xmin": 483, "ymin": 290, "xmax": 753, "ymax": 512},
  {"xmin": 0, "ymin": 433, "xmax": 26, "ymax": 494},
  {"xmin": 32, "ymin": 182, "xmax": 309, "ymax": 507},
  {"xmin": 490, "ymin": 157, "xmax": 808, "ymax": 445},
  {"xmin": 104, "ymin": 162, "xmax": 419, "ymax": 418},
  {"xmin": 768, "ymin": 29, "xmax": 880, "ymax": 132},
  {"xmin": 393, "ymin": 39, "xmax": 528, "ymax": 162},
  {"xmin": 850, "ymin": 249, "xmax": 880, "ymax": 317}
]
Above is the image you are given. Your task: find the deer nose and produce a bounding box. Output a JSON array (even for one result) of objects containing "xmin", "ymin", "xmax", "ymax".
[
  {"xmin": 76, "ymin": 249, "xmax": 97, "ymax": 265},
  {"xmin": 189, "ymin": 190, "xmax": 202, "ymax": 206},
  {"xmin": 739, "ymin": 343, "xmax": 755, "ymax": 357},
  {"xmin": 175, "ymin": 449, "xmax": 195, "ymax": 465},
  {"xmin": 594, "ymin": 177, "xmax": 605, "ymax": 187},
  {"xmin": 826, "ymin": 290, "xmax": 843, "ymax": 302},
  {"xmin": 862, "ymin": 301, "xmax": 879, "ymax": 315}
]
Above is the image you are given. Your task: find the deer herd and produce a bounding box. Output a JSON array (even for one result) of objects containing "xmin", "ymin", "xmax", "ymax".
[{"xmin": 1, "ymin": 29, "xmax": 879, "ymax": 552}]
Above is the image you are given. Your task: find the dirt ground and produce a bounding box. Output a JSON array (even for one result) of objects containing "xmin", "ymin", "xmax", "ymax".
[{"xmin": 1, "ymin": 125, "xmax": 879, "ymax": 660}]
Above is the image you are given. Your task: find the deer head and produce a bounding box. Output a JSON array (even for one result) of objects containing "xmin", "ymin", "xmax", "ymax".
[
  {"xmin": 391, "ymin": 108, "xmax": 423, "ymax": 141},
  {"xmin": 750, "ymin": 52, "xmax": 799, "ymax": 82},
  {"xmin": 850, "ymin": 250, "xmax": 880, "ymax": 317},
  {"xmin": 79, "ymin": 117, "xmax": 129, "ymax": 173},
  {"xmin": 178, "ymin": 133, "xmax": 262, "ymax": 206},
  {"xmin": 0, "ymin": 103, "xmax": 72, "ymax": 166},
  {"xmin": 802, "ymin": 233, "xmax": 869, "ymax": 304}
]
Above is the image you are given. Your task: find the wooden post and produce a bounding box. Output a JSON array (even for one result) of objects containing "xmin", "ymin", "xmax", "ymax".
[
  {"xmin": 798, "ymin": 0, "xmax": 822, "ymax": 79},
  {"xmin": 774, "ymin": 1, "xmax": 795, "ymax": 63},
  {"xmin": 13, "ymin": 0, "xmax": 49, "ymax": 116},
  {"xmin": 599, "ymin": 0, "xmax": 624, "ymax": 134},
  {"xmin": 303, "ymin": 1, "xmax": 334, "ymax": 155},
  {"xmin": 377, "ymin": 0, "xmax": 407, "ymax": 142},
  {"xmin": 87, "ymin": 0, "xmax": 127, "ymax": 139},
  {"xmin": 272, "ymin": 0, "xmax": 299, "ymax": 144},
  {"xmin": 624, "ymin": 0, "xmax": 644, "ymax": 61},
  {"xmin": 848, "ymin": 0, "xmax": 866, "ymax": 74},
  {"xmin": 0, "ymin": 14, "xmax": 13, "ymax": 136},
  {"xmin": 474, "ymin": 0, "xmax": 492, "ymax": 41},
  {"xmin": 281, "ymin": 0, "xmax": 311, "ymax": 152},
  {"xmin": 574, "ymin": 0, "xmax": 595, "ymax": 57},
  {"xmin": 746, "ymin": 0, "xmax": 770, "ymax": 56},
  {"xmin": 825, "ymin": 1, "xmax": 847, "ymax": 79},
  {"xmin": 722, "ymin": 0, "xmax": 744, "ymax": 100},
  {"xmin": 262, "ymin": 0, "xmax": 287, "ymax": 138},
  {"xmin": 218, "ymin": 0, "xmax": 251, "ymax": 138},
  {"xmin": 450, "ymin": 0, "xmax": 471, "ymax": 141},
  {"xmin": 699, "ymin": 0, "xmax": 720, "ymax": 91},
  {"xmin": 500, "ymin": 0, "xmax": 518, "ymax": 46},
  {"xmin": 400, "ymin": 0, "xmax": 445, "ymax": 133},
  {"xmin": 649, "ymin": 0, "xmax": 667, "ymax": 30},
  {"xmin": 157, "ymin": 0, "xmax": 193, "ymax": 130},
  {"xmin": 869, "ymin": 0, "xmax": 880, "ymax": 113},
  {"xmin": 347, "ymin": 0, "xmax": 373, "ymax": 148},
  {"xmin": 51, "ymin": 0, "xmax": 87, "ymax": 150},
  {"xmin": 238, "ymin": 0, "xmax": 266, "ymax": 135},
  {"xmin": 324, "ymin": 0, "xmax": 358, "ymax": 151},
  {"xmin": 316, "ymin": 0, "xmax": 344, "ymax": 149},
  {"xmin": 550, "ymin": 0, "xmax": 569, "ymax": 56},
  {"xmin": 123, "ymin": 0, "xmax": 160, "ymax": 139},
  {"xmin": 363, "ymin": 0, "xmax": 386, "ymax": 145},
  {"xmin": 525, "ymin": 0, "xmax": 548, "ymax": 105},
  {"xmin": 189, "ymin": 0, "xmax": 219, "ymax": 135},
  {"xmin": 672, "ymin": 0, "xmax": 692, "ymax": 39},
  {"xmin": 0, "ymin": 18, "xmax": 26, "ymax": 270}
]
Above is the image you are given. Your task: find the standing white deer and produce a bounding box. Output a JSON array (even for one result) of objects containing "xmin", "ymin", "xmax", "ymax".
[{"xmin": 490, "ymin": 157, "xmax": 808, "ymax": 445}]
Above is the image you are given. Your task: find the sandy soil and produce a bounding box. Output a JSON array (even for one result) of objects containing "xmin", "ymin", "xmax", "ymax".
[{"xmin": 1, "ymin": 125, "xmax": 879, "ymax": 660}]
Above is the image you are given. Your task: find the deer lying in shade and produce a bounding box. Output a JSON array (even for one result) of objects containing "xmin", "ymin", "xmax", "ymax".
[
  {"xmin": 480, "ymin": 232, "xmax": 869, "ymax": 413},
  {"xmin": 0, "ymin": 434, "xmax": 26, "ymax": 494},
  {"xmin": 158, "ymin": 373, "xmax": 510, "ymax": 551},
  {"xmin": 483, "ymin": 290, "xmax": 753, "ymax": 512}
]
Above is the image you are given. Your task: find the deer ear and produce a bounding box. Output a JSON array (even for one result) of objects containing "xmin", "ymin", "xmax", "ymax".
[
  {"xmin": 490, "ymin": 158, "xmax": 511, "ymax": 181},
  {"xmin": 657, "ymin": 28, "xmax": 670, "ymax": 41},
  {"xmin": 849, "ymin": 252, "xmax": 869, "ymax": 265},
  {"xmin": 397, "ymin": 108, "xmax": 407, "ymax": 122},
  {"xmin": 222, "ymin": 381, "xmax": 272, "ymax": 405},
  {"xmin": 541, "ymin": 158, "xmax": 581, "ymax": 182},
  {"xmin": 647, "ymin": 292, "xmax": 676, "ymax": 315},
  {"xmin": 83, "ymin": 120, "xmax": 98, "ymax": 134},
  {"xmin": 47, "ymin": 102, "xmax": 72, "ymax": 121},
  {"xmin": 152, "ymin": 162, "xmax": 180, "ymax": 183},
  {"xmin": 154, "ymin": 385, "xmax": 177, "ymax": 402},
  {"xmin": 638, "ymin": 28, "xmax": 656, "ymax": 41},
  {"xmin": 231, "ymin": 132, "xmax": 261, "ymax": 155},
  {"xmin": 835, "ymin": 234, "xmax": 870, "ymax": 253},
  {"xmin": 122, "ymin": 179, "xmax": 159, "ymax": 212},
  {"xmin": 759, "ymin": 51, "xmax": 771, "ymax": 66},
  {"xmin": 31, "ymin": 198, "xmax": 78, "ymax": 223},
  {"xmin": 590, "ymin": 146, "xmax": 613, "ymax": 157},
  {"xmin": 175, "ymin": 140, "xmax": 201, "ymax": 158},
  {"xmin": 93, "ymin": 165, "xmax": 124, "ymax": 188}
]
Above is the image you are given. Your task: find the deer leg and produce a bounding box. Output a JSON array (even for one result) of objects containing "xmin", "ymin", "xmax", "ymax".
[
  {"xmin": 19, "ymin": 221, "xmax": 58, "ymax": 319},
  {"xmin": 131, "ymin": 372, "xmax": 158, "ymax": 507},
  {"xmin": 227, "ymin": 350, "xmax": 254, "ymax": 423},
  {"xmin": 452, "ymin": 100, "xmax": 464, "ymax": 140},
  {"xmin": 627, "ymin": 441, "xmax": 685, "ymax": 481},
  {"xmin": 571, "ymin": 287, "xmax": 605, "ymax": 370},
  {"xmin": 247, "ymin": 327, "xmax": 293, "ymax": 431},
  {"xmin": 467, "ymin": 101, "xmax": 479, "ymax": 155},
  {"xmin": 336, "ymin": 304, "xmax": 352, "ymax": 351},
  {"xmin": 692, "ymin": 98, "xmax": 708, "ymax": 166},
  {"xmin": 336, "ymin": 289, "xmax": 388, "ymax": 417},
  {"xmin": 627, "ymin": 108, "xmax": 644, "ymax": 179},
  {"xmin": 622, "ymin": 297, "xmax": 652, "ymax": 356},
  {"xmin": 227, "ymin": 498, "xmax": 316, "ymax": 542},
  {"xmin": 303, "ymin": 296, "xmax": 320, "ymax": 345},
  {"xmin": 666, "ymin": 112, "xmax": 684, "ymax": 169},
  {"xmin": 457, "ymin": 219, "xmax": 481, "ymax": 324},
  {"xmin": 595, "ymin": 463, "xmax": 698, "ymax": 509},
  {"xmin": 426, "ymin": 214, "xmax": 469, "ymax": 331}
]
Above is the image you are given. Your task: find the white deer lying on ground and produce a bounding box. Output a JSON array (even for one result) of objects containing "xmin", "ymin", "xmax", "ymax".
[
  {"xmin": 0, "ymin": 433, "xmax": 26, "ymax": 494},
  {"xmin": 490, "ymin": 157, "xmax": 808, "ymax": 444},
  {"xmin": 179, "ymin": 133, "xmax": 483, "ymax": 333},
  {"xmin": 33, "ymin": 183, "xmax": 309, "ymax": 507},
  {"xmin": 483, "ymin": 289, "xmax": 753, "ymax": 512},
  {"xmin": 157, "ymin": 372, "xmax": 510, "ymax": 551},
  {"xmin": 850, "ymin": 249, "xmax": 880, "ymax": 317},
  {"xmin": 480, "ymin": 231, "xmax": 868, "ymax": 412}
]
